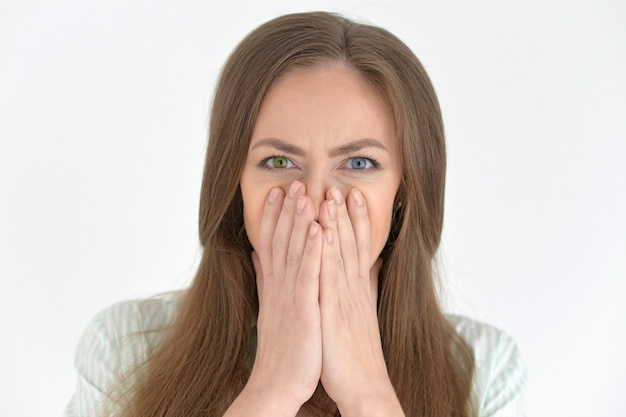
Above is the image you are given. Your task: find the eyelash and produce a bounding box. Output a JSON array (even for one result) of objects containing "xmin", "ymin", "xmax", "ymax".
[{"xmin": 258, "ymin": 155, "xmax": 381, "ymax": 173}]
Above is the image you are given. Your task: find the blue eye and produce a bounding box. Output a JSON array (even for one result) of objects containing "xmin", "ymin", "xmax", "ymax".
[{"xmin": 349, "ymin": 157, "xmax": 373, "ymax": 170}]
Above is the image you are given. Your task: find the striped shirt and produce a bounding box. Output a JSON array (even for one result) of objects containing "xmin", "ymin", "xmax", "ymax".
[{"xmin": 64, "ymin": 292, "xmax": 527, "ymax": 416}]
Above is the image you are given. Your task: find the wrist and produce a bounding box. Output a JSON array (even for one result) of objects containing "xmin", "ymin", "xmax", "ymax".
[
  {"xmin": 335, "ymin": 384, "xmax": 405, "ymax": 417},
  {"xmin": 224, "ymin": 384, "xmax": 303, "ymax": 417}
]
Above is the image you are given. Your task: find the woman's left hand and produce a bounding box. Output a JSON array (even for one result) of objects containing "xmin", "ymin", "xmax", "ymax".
[{"xmin": 317, "ymin": 187, "xmax": 405, "ymax": 417}]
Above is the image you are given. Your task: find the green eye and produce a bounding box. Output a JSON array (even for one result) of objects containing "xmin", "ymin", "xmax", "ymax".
[
  {"xmin": 260, "ymin": 155, "xmax": 294, "ymax": 170},
  {"xmin": 272, "ymin": 156, "xmax": 290, "ymax": 169}
]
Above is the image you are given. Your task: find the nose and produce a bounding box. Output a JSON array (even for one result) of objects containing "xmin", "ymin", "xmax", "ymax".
[
  {"xmin": 302, "ymin": 173, "xmax": 346, "ymax": 220},
  {"xmin": 304, "ymin": 177, "xmax": 326, "ymax": 220}
]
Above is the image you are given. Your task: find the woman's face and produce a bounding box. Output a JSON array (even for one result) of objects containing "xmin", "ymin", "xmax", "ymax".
[{"xmin": 240, "ymin": 64, "xmax": 402, "ymax": 263}]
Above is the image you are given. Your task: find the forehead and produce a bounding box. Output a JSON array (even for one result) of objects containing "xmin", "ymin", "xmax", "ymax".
[{"xmin": 250, "ymin": 64, "xmax": 396, "ymax": 151}]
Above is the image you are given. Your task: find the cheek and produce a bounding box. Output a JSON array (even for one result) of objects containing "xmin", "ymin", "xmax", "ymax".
[
  {"xmin": 366, "ymin": 193, "xmax": 396, "ymax": 260},
  {"xmin": 240, "ymin": 185, "xmax": 267, "ymax": 251},
  {"xmin": 242, "ymin": 204, "xmax": 259, "ymax": 250}
]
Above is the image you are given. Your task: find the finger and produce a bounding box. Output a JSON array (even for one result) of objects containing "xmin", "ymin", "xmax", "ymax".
[
  {"xmin": 346, "ymin": 188, "xmax": 371, "ymax": 281},
  {"xmin": 295, "ymin": 221, "xmax": 323, "ymax": 306},
  {"xmin": 286, "ymin": 195, "xmax": 316, "ymax": 279},
  {"xmin": 327, "ymin": 187, "xmax": 359, "ymax": 282},
  {"xmin": 251, "ymin": 251, "xmax": 264, "ymax": 300},
  {"xmin": 319, "ymin": 199, "xmax": 341, "ymax": 306},
  {"xmin": 287, "ymin": 195, "xmax": 315, "ymax": 271},
  {"xmin": 257, "ymin": 187, "xmax": 285, "ymax": 277},
  {"xmin": 272, "ymin": 181, "xmax": 305, "ymax": 277}
]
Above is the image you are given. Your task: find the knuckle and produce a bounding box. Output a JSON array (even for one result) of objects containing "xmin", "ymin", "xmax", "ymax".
[
  {"xmin": 343, "ymin": 242, "xmax": 358, "ymax": 257},
  {"xmin": 286, "ymin": 251, "xmax": 301, "ymax": 267},
  {"xmin": 272, "ymin": 234, "xmax": 286, "ymax": 252},
  {"xmin": 281, "ymin": 201, "xmax": 294, "ymax": 216},
  {"xmin": 337, "ymin": 206, "xmax": 350, "ymax": 220},
  {"xmin": 335, "ymin": 256, "xmax": 344, "ymax": 271},
  {"xmin": 304, "ymin": 243, "xmax": 317, "ymax": 256}
]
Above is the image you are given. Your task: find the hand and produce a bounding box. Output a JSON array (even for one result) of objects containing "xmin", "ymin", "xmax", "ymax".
[
  {"xmin": 245, "ymin": 181, "xmax": 323, "ymax": 410},
  {"xmin": 317, "ymin": 187, "xmax": 402, "ymax": 416}
]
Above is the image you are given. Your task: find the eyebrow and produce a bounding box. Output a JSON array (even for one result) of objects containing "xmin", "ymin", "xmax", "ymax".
[{"xmin": 250, "ymin": 138, "xmax": 389, "ymax": 157}]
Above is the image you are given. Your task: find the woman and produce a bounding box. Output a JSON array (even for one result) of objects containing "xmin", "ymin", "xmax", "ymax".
[{"xmin": 66, "ymin": 11, "xmax": 526, "ymax": 417}]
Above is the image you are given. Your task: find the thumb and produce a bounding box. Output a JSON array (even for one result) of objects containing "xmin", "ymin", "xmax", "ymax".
[{"xmin": 251, "ymin": 251, "xmax": 264, "ymax": 300}]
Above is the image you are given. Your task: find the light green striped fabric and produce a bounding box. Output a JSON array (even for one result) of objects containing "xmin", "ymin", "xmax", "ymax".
[{"xmin": 65, "ymin": 292, "xmax": 526, "ymax": 416}]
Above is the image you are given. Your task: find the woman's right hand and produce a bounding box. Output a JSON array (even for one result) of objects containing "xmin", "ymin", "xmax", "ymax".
[{"xmin": 240, "ymin": 181, "xmax": 323, "ymax": 415}]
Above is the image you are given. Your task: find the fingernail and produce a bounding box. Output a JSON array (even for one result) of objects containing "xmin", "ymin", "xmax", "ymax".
[
  {"xmin": 324, "ymin": 228, "xmax": 333, "ymax": 244},
  {"xmin": 330, "ymin": 187, "xmax": 343, "ymax": 205},
  {"xmin": 297, "ymin": 196, "xmax": 306, "ymax": 214},
  {"xmin": 268, "ymin": 188, "xmax": 280, "ymax": 203},
  {"xmin": 328, "ymin": 200, "xmax": 336, "ymax": 220},
  {"xmin": 309, "ymin": 222, "xmax": 319, "ymax": 238},
  {"xmin": 288, "ymin": 181, "xmax": 301, "ymax": 198},
  {"xmin": 351, "ymin": 189, "xmax": 364, "ymax": 206}
]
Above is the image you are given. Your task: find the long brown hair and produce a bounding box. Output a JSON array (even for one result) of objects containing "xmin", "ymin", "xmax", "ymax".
[{"xmin": 116, "ymin": 11, "xmax": 474, "ymax": 417}]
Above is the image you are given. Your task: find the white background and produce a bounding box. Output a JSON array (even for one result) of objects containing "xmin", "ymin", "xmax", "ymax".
[{"xmin": 1, "ymin": 1, "xmax": 625, "ymax": 416}]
